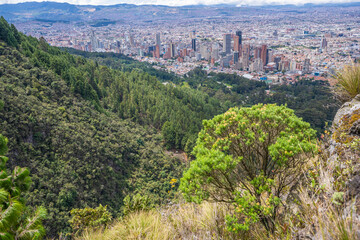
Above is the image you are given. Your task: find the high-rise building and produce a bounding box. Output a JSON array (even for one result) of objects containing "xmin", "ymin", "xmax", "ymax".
[
  {"xmin": 90, "ymin": 30, "xmax": 98, "ymax": 51},
  {"xmin": 156, "ymin": 33, "xmax": 161, "ymax": 46},
  {"xmin": 267, "ymin": 49, "xmax": 273, "ymax": 63},
  {"xmin": 290, "ymin": 60, "xmax": 297, "ymax": 71},
  {"xmin": 192, "ymin": 39, "xmax": 196, "ymax": 52},
  {"xmin": 233, "ymin": 51, "xmax": 239, "ymax": 63},
  {"xmin": 303, "ymin": 58, "xmax": 311, "ymax": 74},
  {"xmin": 234, "ymin": 36, "xmax": 239, "ymax": 52},
  {"xmin": 155, "ymin": 44, "xmax": 160, "ymax": 58},
  {"xmin": 170, "ymin": 43, "xmax": 175, "ymax": 58},
  {"xmin": 241, "ymin": 44, "xmax": 250, "ymax": 70},
  {"xmin": 254, "ymin": 46, "xmax": 262, "ymax": 59},
  {"xmin": 250, "ymin": 58, "xmax": 263, "ymax": 72},
  {"xmin": 221, "ymin": 55, "xmax": 232, "ymax": 68},
  {"xmin": 320, "ymin": 36, "xmax": 327, "ymax": 49},
  {"xmin": 260, "ymin": 45, "xmax": 268, "ymax": 66},
  {"xmin": 211, "ymin": 45, "xmax": 219, "ymax": 60},
  {"xmin": 181, "ymin": 48, "xmax": 187, "ymax": 57},
  {"xmin": 129, "ymin": 34, "xmax": 134, "ymax": 47},
  {"xmin": 236, "ymin": 30, "xmax": 242, "ymax": 45},
  {"xmin": 279, "ymin": 60, "xmax": 290, "ymax": 71},
  {"xmin": 241, "ymin": 54, "xmax": 249, "ymax": 70},
  {"xmin": 274, "ymin": 56, "xmax": 282, "ymax": 70},
  {"xmin": 242, "ymin": 44, "xmax": 250, "ymax": 56},
  {"xmin": 223, "ymin": 34, "xmax": 231, "ymax": 55},
  {"xmin": 196, "ymin": 53, "xmax": 202, "ymax": 61},
  {"xmin": 200, "ymin": 45, "xmax": 210, "ymax": 60},
  {"xmin": 163, "ymin": 47, "xmax": 171, "ymax": 59}
]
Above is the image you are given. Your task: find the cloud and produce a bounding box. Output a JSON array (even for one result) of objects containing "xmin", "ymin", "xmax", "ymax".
[{"xmin": 0, "ymin": 0, "xmax": 359, "ymax": 6}]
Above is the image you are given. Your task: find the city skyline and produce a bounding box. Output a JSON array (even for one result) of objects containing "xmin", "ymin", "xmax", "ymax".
[
  {"xmin": 1, "ymin": 0, "xmax": 360, "ymax": 6},
  {"xmin": 1, "ymin": 0, "xmax": 358, "ymax": 83}
]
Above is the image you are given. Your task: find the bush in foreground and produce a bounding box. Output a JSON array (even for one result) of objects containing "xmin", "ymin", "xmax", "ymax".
[{"xmin": 180, "ymin": 104, "xmax": 317, "ymax": 233}]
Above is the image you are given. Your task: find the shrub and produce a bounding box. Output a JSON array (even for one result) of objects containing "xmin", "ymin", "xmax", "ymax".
[
  {"xmin": 69, "ymin": 204, "xmax": 112, "ymax": 236},
  {"xmin": 180, "ymin": 104, "xmax": 317, "ymax": 233},
  {"xmin": 122, "ymin": 193, "xmax": 154, "ymax": 216}
]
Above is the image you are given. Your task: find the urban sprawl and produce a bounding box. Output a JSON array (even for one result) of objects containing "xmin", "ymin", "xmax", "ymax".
[{"xmin": 17, "ymin": 14, "xmax": 360, "ymax": 84}]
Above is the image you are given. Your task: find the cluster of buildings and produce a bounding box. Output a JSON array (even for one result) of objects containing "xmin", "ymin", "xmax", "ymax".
[
  {"xmin": 15, "ymin": 7, "xmax": 360, "ymax": 84},
  {"xmin": 145, "ymin": 30, "xmax": 314, "ymax": 74}
]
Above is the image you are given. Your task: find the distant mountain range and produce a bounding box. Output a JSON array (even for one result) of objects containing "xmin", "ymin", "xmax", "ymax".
[{"xmin": 1, "ymin": 1, "xmax": 360, "ymax": 23}]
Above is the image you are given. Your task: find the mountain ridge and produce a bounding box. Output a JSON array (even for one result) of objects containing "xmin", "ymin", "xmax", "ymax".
[{"xmin": 1, "ymin": 1, "xmax": 360, "ymax": 22}]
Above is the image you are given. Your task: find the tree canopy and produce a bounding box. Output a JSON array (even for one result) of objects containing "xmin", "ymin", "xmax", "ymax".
[{"xmin": 180, "ymin": 104, "xmax": 317, "ymax": 232}]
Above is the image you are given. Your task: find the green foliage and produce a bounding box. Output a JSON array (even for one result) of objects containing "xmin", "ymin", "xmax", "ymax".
[
  {"xmin": 63, "ymin": 48, "xmax": 180, "ymax": 84},
  {"xmin": 0, "ymin": 100, "xmax": 4, "ymax": 111},
  {"xmin": 0, "ymin": 133, "xmax": 47, "ymax": 239},
  {"xmin": 69, "ymin": 204, "xmax": 112, "ymax": 235},
  {"xmin": 183, "ymin": 70, "xmax": 339, "ymax": 134},
  {"xmin": 331, "ymin": 192, "xmax": 344, "ymax": 206},
  {"xmin": 0, "ymin": 19, "xmax": 184, "ymax": 236},
  {"xmin": 122, "ymin": 193, "xmax": 153, "ymax": 216},
  {"xmin": 0, "ymin": 17, "xmax": 20, "ymax": 48},
  {"xmin": 6, "ymin": 31, "xmax": 224, "ymax": 152},
  {"xmin": 66, "ymin": 44, "xmax": 339, "ymax": 143},
  {"xmin": 180, "ymin": 104, "xmax": 317, "ymax": 233}
]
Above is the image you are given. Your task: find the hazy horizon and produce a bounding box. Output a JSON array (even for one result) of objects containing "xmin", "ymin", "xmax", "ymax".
[{"xmin": 0, "ymin": 0, "xmax": 359, "ymax": 6}]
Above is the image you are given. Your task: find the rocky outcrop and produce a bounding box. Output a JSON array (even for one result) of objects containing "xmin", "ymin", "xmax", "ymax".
[
  {"xmin": 329, "ymin": 94, "xmax": 360, "ymax": 231},
  {"xmin": 333, "ymin": 94, "xmax": 360, "ymax": 130},
  {"xmin": 330, "ymin": 94, "xmax": 360, "ymax": 161}
]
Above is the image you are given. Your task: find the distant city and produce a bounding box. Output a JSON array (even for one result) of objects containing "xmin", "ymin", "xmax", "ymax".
[{"xmin": 8, "ymin": 2, "xmax": 360, "ymax": 84}]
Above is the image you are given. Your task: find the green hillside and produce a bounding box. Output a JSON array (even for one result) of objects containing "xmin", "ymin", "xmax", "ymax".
[
  {"xmin": 0, "ymin": 17, "xmax": 189, "ymax": 236},
  {"xmin": 65, "ymin": 50, "xmax": 339, "ymax": 134}
]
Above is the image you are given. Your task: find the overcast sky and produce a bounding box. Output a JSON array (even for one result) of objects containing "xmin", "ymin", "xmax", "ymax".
[{"xmin": 0, "ymin": 0, "xmax": 358, "ymax": 6}]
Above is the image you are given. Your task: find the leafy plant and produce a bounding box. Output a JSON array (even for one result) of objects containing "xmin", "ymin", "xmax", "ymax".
[
  {"xmin": 122, "ymin": 193, "xmax": 153, "ymax": 216},
  {"xmin": 69, "ymin": 204, "xmax": 112, "ymax": 236},
  {"xmin": 180, "ymin": 104, "xmax": 317, "ymax": 233},
  {"xmin": 0, "ymin": 133, "xmax": 47, "ymax": 239}
]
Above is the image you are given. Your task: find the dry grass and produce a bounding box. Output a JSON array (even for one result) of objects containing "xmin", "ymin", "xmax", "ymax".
[
  {"xmin": 78, "ymin": 210, "xmax": 172, "ymax": 240},
  {"xmin": 76, "ymin": 202, "xmax": 253, "ymax": 240},
  {"xmin": 290, "ymin": 155, "xmax": 360, "ymax": 240},
  {"xmin": 333, "ymin": 63, "xmax": 360, "ymax": 102}
]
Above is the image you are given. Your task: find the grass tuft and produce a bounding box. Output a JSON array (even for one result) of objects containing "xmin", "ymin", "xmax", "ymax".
[{"xmin": 333, "ymin": 63, "xmax": 360, "ymax": 102}]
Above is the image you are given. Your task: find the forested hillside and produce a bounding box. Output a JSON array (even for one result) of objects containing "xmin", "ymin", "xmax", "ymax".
[
  {"xmin": 0, "ymin": 17, "xmax": 188, "ymax": 236},
  {"xmin": 65, "ymin": 50, "xmax": 339, "ymax": 134}
]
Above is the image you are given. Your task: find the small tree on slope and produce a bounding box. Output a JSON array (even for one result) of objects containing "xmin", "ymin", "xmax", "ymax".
[{"xmin": 180, "ymin": 104, "xmax": 317, "ymax": 233}]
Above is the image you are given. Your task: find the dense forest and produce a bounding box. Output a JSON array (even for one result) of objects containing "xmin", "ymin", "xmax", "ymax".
[
  {"xmin": 0, "ymin": 17, "xmax": 186, "ymax": 235},
  {"xmin": 0, "ymin": 16, "xmax": 341, "ymax": 238},
  {"xmin": 65, "ymin": 49, "xmax": 339, "ymax": 134}
]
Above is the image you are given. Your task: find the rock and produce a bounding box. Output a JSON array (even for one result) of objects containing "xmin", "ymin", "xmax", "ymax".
[
  {"xmin": 333, "ymin": 94, "xmax": 360, "ymax": 128},
  {"xmin": 349, "ymin": 119, "xmax": 360, "ymax": 136},
  {"xmin": 346, "ymin": 174, "xmax": 360, "ymax": 199}
]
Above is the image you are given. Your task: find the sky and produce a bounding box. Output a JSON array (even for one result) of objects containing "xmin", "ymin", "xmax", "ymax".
[{"xmin": 0, "ymin": 0, "xmax": 359, "ymax": 6}]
